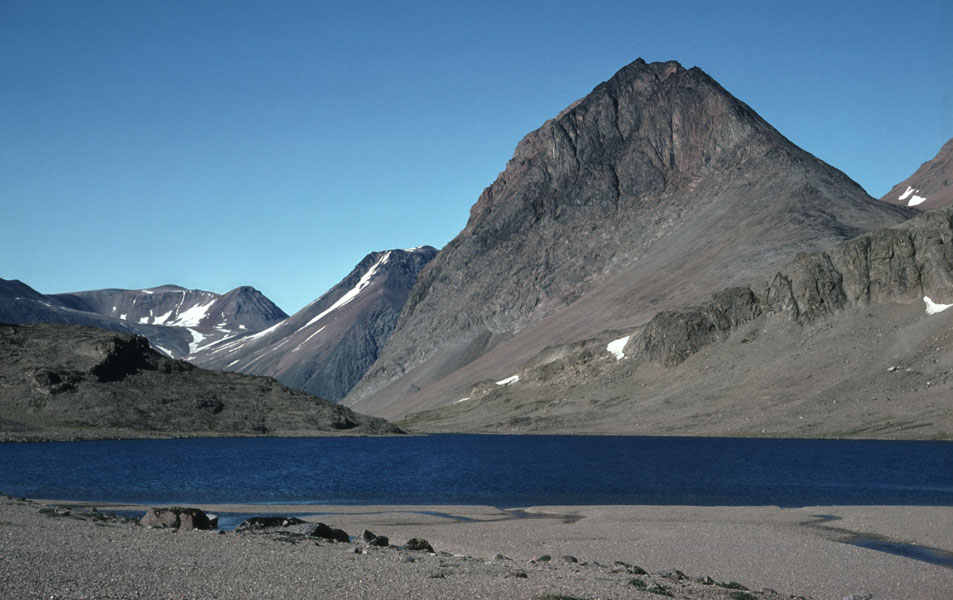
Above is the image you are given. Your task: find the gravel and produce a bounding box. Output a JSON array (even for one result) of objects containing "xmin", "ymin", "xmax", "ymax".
[{"xmin": 3, "ymin": 496, "xmax": 952, "ymax": 599}]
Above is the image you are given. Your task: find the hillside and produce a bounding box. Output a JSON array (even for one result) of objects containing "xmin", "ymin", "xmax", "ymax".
[
  {"xmin": 401, "ymin": 205, "xmax": 953, "ymax": 439},
  {"xmin": 191, "ymin": 247, "xmax": 437, "ymax": 401},
  {"xmin": 0, "ymin": 323, "xmax": 401, "ymax": 441}
]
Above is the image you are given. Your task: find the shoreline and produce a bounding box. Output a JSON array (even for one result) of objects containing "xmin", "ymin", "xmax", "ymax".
[
  {"xmin": 6, "ymin": 498, "xmax": 952, "ymax": 599},
  {"xmin": 3, "ymin": 429, "xmax": 952, "ymax": 443}
]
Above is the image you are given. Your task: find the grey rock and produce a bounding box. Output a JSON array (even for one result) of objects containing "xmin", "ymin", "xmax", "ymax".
[
  {"xmin": 534, "ymin": 554, "xmax": 552, "ymax": 563},
  {"xmin": 361, "ymin": 529, "xmax": 389, "ymax": 547},
  {"xmin": 655, "ymin": 568, "xmax": 686, "ymax": 581},
  {"xmin": 236, "ymin": 517, "xmax": 349, "ymax": 542},
  {"xmin": 141, "ymin": 507, "xmax": 214, "ymax": 530},
  {"xmin": 613, "ymin": 561, "xmax": 648, "ymax": 575},
  {"xmin": 405, "ymin": 537, "xmax": 435, "ymax": 553},
  {"xmin": 234, "ymin": 516, "xmax": 307, "ymax": 533}
]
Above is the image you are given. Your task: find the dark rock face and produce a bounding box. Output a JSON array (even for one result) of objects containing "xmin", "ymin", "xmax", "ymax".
[
  {"xmin": 881, "ymin": 137, "xmax": 953, "ymax": 210},
  {"xmin": 344, "ymin": 59, "xmax": 914, "ymax": 418},
  {"xmin": 141, "ymin": 507, "xmax": 214, "ymax": 530},
  {"xmin": 0, "ymin": 323, "xmax": 402, "ymax": 440},
  {"xmin": 192, "ymin": 247, "xmax": 437, "ymax": 402}
]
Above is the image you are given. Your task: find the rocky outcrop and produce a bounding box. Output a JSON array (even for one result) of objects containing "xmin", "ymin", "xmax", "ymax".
[
  {"xmin": 632, "ymin": 205, "xmax": 953, "ymax": 366},
  {"xmin": 344, "ymin": 58, "xmax": 913, "ymax": 419},
  {"xmin": 404, "ymin": 537, "xmax": 435, "ymax": 553},
  {"xmin": 141, "ymin": 507, "xmax": 216, "ymax": 530},
  {"xmin": 235, "ymin": 517, "xmax": 350, "ymax": 542},
  {"xmin": 360, "ymin": 529, "xmax": 389, "ymax": 547},
  {"xmin": 0, "ymin": 323, "xmax": 402, "ymax": 440},
  {"xmin": 881, "ymin": 137, "xmax": 953, "ymax": 210}
]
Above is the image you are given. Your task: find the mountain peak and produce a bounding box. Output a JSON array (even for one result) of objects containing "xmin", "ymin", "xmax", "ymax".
[
  {"xmin": 189, "ymin": 245, "xmax": 437, "ymax": 402},
  {"xmin": 345, "ymin": 58, "xmax": 913, "ymax": 418}
]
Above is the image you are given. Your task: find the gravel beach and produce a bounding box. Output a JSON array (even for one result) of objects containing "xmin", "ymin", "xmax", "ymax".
[{"xmin": 2, "ymin": 496, "xmax": 951, "ymax": 599}]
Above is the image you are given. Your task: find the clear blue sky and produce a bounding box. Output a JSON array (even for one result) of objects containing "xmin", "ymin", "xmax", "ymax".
[{"xmin": 2, "ymin": 0, "xmax": 951, "ymax": 314}]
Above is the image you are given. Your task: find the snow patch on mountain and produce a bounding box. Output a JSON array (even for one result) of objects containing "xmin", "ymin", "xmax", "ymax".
[
  {"xmin": 924, "ymin": 296, "xmax": 953, "ymax": 315},
  {"xmin": 169, "ymin": 298, "xmax": 216, "ymax": 327},
  {"xmin": 292, "ymin": 326, "xmax": 326, "ymax": 353},
  {"xmin": 187, "ymin": 328, "xmax": 208, "ymax": 355},
  {"xmin": 607, "ymin": 335, "xmax": 630, "ymax": 360},
  {"xmin": 305, "ymin": 251, "xmax": 392, "ymax": 328},
  {"xmin": 496, "ymin": 374, "xmax": 520, "ymax": 386},
  {"xmin": 154, "ymin": 345, "xmax": 174, "ymax": 357},
  {"xmin": 899, "ymin": 185, "xmax": 927, "ymax": 207}
]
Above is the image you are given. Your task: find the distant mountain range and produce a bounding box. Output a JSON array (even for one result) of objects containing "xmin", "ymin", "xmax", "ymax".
[
  {"xmin": 0, "ymin": 280, "xmax": 287, "ymax": 359},
  {"xmin": 3, "ymin": 59, "xmax": 951, "ymax": 439},
  {"xmin": 1, "ymin": 246, "xmax": 437, "ymax": 403}
]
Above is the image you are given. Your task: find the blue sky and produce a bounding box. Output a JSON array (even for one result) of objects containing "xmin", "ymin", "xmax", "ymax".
[{"xmin": 2, "ymin": 0, "xmax": 951, "ymax": 314}]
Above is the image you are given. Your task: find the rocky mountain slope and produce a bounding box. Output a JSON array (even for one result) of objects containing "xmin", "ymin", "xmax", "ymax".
[
  {"xmin": 344, "ymin": 58, "xmax": 915, "ymax": 419},
  {"xmin": 190, "ymin": 247, "xmax": 437, "ymax": 401},
  {"xmin": 881, "ymin": 137, "xmax": 953, "ymax": 210},
  {"xmin": 402, "ymin": 205, "xmax": 953, "ymax": 439},
  {"xmin": 0, "ymin": 323, "xmax": 401, "ymax": 441},
  {"xmin": 0, "ymin": 281, "xmax": 287, "ymax": 359}
]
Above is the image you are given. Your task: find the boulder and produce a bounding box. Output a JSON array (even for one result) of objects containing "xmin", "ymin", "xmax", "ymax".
[
  {"xmin": 141, "ymin": 507, "xmax": 214, "ymax": 530},
  {"xmin": 405, "ymin": 537, "xmax": 435, "ymax": 553},
  {"xmin": 235, "ymin": 516, "xmax": 306, "ymax": 533},
  {"xmin": 360, "ymin": 529, "xmax": 389, "ymax": 547}
]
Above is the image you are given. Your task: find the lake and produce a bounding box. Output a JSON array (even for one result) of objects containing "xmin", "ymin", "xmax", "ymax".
[{"xmin": 1, "ymin": 435, "xmax": 951, "ymax": 507}]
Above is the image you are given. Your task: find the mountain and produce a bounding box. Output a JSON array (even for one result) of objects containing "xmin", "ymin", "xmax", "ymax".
[
  {"xmin": 0, "ymin": 322, "xmax": 401, "ymax": 441},
  {"xmin": 343, "ymin": 58, "xmax": 915, "ymax": 420},
  {"xmin": 1, "ymin": 278, "xmax": 193, "ymax": 353},
  {"xmin": 401, "ymin": 204, "xmax": 953, "ymax": 439},
  {"xmin": 0, "ymin": 280, "xmax": 287, "ymax": 359},
  {"xmin": 881, "ymin": 137, "xmax": 953, "ymax": 210},
  {"xmin": 191, "ymin": 247, "xmax": 437, "ymax": 401}
]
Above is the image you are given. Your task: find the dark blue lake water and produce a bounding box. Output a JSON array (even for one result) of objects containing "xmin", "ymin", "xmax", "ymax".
[{"xmin": 1, "ymin": 435, "xmax": 951, "ymax": 507}]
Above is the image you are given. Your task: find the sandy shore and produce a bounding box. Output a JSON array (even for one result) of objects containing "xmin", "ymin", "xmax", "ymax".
[{"xmin": 2, "ymin": 497, "xmax": 951, "ymax": 599}]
